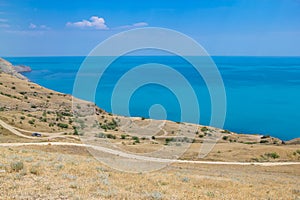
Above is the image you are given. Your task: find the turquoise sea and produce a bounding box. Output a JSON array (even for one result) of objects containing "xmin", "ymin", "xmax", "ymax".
[{"xmin": 5, "ymin": 56, "xmax": 300, "ymax": 141}]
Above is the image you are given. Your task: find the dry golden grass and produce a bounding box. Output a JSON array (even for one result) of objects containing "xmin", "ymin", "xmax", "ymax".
[{"xmin": 0, "ymin": 145, "xmax": 299, "ymax": 199}]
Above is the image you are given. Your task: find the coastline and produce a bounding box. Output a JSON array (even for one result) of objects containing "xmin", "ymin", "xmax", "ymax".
[{"xmin": 0, "ymin": 57, "xmax": 299, "ymax": 142}]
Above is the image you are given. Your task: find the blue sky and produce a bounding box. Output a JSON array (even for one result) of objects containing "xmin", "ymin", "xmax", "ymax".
[{"xmin": 0, "ymin": 0, "xmax": 299, "ymax": 56}]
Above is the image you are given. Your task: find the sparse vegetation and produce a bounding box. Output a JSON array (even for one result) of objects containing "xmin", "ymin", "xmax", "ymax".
[
  {"xmin": 10, "ymin": 161, "xmax": 24, "ymax": 172},
  {"xmin": 57, "ymin": 123, "xmax": 68, "ymax": 129},
  {"xmin": 121, "ymin": 134, "xmax": 126, "ymax": 139},
  {"xmin": 261, "ymin": 135, "xmax": 270, "ymax": 139},
  {"xmin": 106, "ymin": 134, "xmax": 116, "ymax": 139},
  {"xmin": 260, "ymin": 140, "xmax": 269, "ymax": 144},
  {"xmin": 100, "ymin": 119, "xmax": 118, "ymax": 131},
  {"xmin": 222, "ymin": 136, "xmax": 228, "ymax": 140},
  {"xmin": 264, "ymin": 152, "xmax": 280, "ymax": 159},
  {"xmin": 201, "ymin": 127, "xmax": 209, "ymax": 132},
  {"xmin": 132, "ymin": 136, "xmax": 140, "ymax": 143},
  {"xmin": 221, "ymin": 130, "xmax": 231, "ymax": 134},
  {"xmin": 95, "ymin": 133, "xmax": 107, "ymax": 138}
]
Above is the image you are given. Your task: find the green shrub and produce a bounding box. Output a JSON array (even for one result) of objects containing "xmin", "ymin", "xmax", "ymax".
[
  {"xmin": 260, "ymin": 140, "xmax": 269, "ymax": 144},
  {"xmin": 28, "ymin": 119, "xmax": 35, "ymax": 125},
  {"xmin": 201, "ymin": 127, "xmax": 209, "ymax": 132},
  {"xmin": 264, "ymin": 152, "xmax": 280, "ymax": 159},
  {"xmin": 10, "ymin": 161, "xmax": 24, "ymax": 172},
  {"xmin": 221, "ymin": 130, "xmax": 231, "ymax": 134},
  {"xmin": 132, "ymin": 136, "xmax": 140, "ymax": 143},
  {"xmin": 165, "ymin": 138, "xmax": 174, "ymax": 144},
  {"xmin": 73, "ymin": 127, "xmax": 79, "ymax": 135},
  {"xmin": 100, "ymin": 119, "xmax": 118, "ymax": 130},
  {"xmin": 30, "ymin": 166, "xmax": 39, "ymax": 175},
  {"xmin": 57, "ymin": 123, "xmax": 68, "ymax": 129},
  {"xmin": 243, "ymin": 142, "xmax": 257, "ymax": 145},
  {"xmin": 121, "ymin": 135, "xmax": 126, "ymax": 139},
  {"xmin": 222, "ymin": 136, "xmax": 228, "ymax": 140},
  {"xmin": 20, "ymin": 116, "xmax": 25, "ymax": 120},
  {"xmin": 106, "ymin": 134, "xmax": 116, "ymax": 139},
  {"xmin": 95, "ymin": 133, "xmax": 106, "ymax": 138}
]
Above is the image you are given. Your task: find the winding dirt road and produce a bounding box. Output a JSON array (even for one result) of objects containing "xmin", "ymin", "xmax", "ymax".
[
  {"xmin": 1, "ymin": 119, "xmax": 299, "ymax": 166},
  {"xmin": 0, "ymin": 119, "xmax": 78, "ymax": 140},
  {"xmin": 0, "ymin": 142, "xmax": 299, "ymax": 166}
]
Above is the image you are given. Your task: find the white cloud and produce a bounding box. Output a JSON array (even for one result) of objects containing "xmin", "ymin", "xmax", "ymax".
[
  {"xmin": 29, "ymin": 23, "xmax": 37, "ymax": 29},
  {"xmin": 66, "ymin": 16, "xmax": 108, "ymax": 30},
  {"xmin": 0, "ymin": 18, "xmax": 9, "ymax": 29},
  {"xmin": 40, "ymin": 25, "xmax": 49, "ymax": 29},
  {"xmin": 132, "ymin": 22, "xmax": 148, "ymax": 27},
  {"xmin": 66, "ymin": 16, "xmax": 148, "ymax": 30},
  {"xmin": 29, "ymin": 23, "xmax": 50, "ymax": 30},
  {"xmin": 116, "ymin": 22, "xmax": 148, "ymax": 30},
  {"xmin": 0, "ymin": 24, "xmax": 9, "ymax": 28}
]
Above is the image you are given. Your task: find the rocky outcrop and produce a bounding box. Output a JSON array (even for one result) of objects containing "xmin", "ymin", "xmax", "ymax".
[
  {"xmin": 14, "ymin": 65, "xmax": 32, "ymax": 73},
  {"xmin": 0, "ymin": 58, "xmax": 29, "ymax": 80}
]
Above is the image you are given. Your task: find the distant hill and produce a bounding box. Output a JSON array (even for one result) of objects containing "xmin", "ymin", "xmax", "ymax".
[{"xmin": 0, "ymin": 58, "xmax": 30, "ymax": 80}]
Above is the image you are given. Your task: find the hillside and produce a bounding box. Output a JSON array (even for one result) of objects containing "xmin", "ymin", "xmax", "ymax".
[{"xmin": 0, "ymin": 58, "xmax": 299, "ymax": 199}]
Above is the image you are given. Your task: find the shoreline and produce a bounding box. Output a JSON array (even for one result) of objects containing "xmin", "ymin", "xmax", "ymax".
[{"xmin": 1, "ymin": 57, "xmax": 299, "ymax": 142}]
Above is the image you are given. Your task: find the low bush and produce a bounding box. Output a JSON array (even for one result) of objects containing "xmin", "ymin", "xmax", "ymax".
[
  {"xmin": 264, "ymin": 152, "xmax": 280, "ymax": 159},
  {"xmin": 132, "ymin": 136, "xmax": 140, "ymax": 143},
  {"xmin": 10, "ymin": 161, "xmax": 24, "ymax": 172},
  {"xmin": 201, "ymin": 127, "xmax": 209, "ymax": 132},
  {"xmin": 221, "ymin": 130, "xmax": 231, "ymax": 134},
  {"xmin": 106, "ymin": 134, "xmax": 116, "ymax": 139},
  {"xmin": 121, "ymin": 135, "xmax": 126, "ymax": 139},
  {"xmin": 57, "ymin": 123, "xmax": 68, "ymax": 129},
  {"xmin": 222, "ymin": 136, "xmax": 228, "ymax": 140},
  {"xmin": 95, "ymin": 133, "xmax": 107, "ymax": 138},
  {"xmin": 261, "ymin": 135, "xmax": 270, "ymax": 139},
  {"xmin": 260, "ymin": 140, "xmax": 269, "ymax": 143}
]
